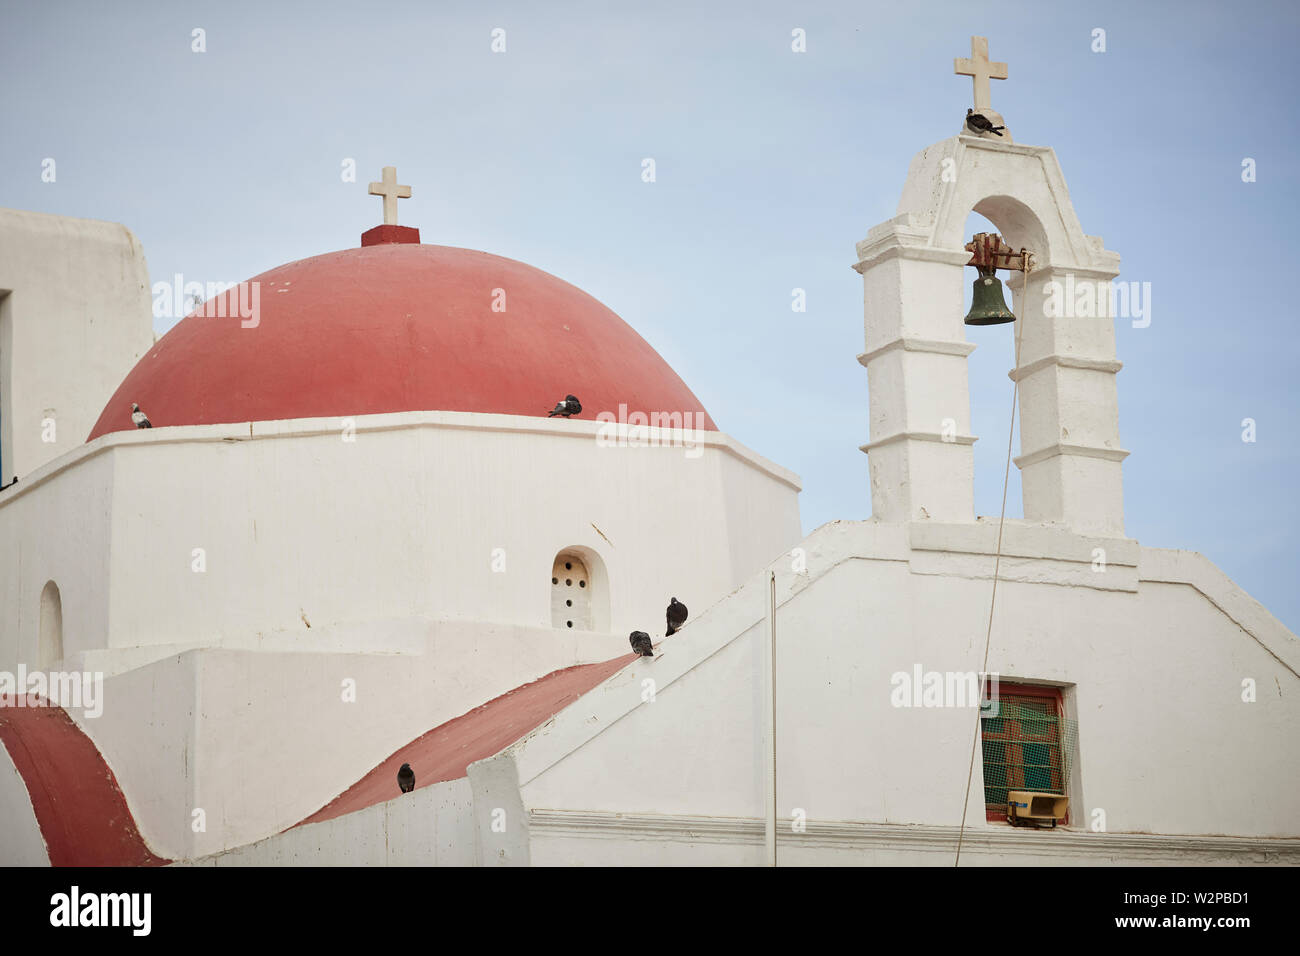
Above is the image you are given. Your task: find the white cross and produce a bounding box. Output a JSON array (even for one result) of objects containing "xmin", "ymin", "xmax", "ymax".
[
  {"xmin": 368, "ymin": 166, "xmax": 412, "ymax": 225},
  {"xmin": 954, "ymin": 36, "xmax": 1007, "ymax": 112}
]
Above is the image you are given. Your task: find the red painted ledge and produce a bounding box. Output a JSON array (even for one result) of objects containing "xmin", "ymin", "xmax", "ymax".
[
  {"xmin": 0, "ymin": 698, "xmax": 169, "ymax": 866},
  {"xmin": 297, "ymin": 654, "xmax": 636, "ymax": 827}
]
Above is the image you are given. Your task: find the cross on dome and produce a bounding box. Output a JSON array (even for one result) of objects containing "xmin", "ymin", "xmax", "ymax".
[
  {"xmin": 954, "ymin": 36, "xmax": 1007, "ymax": 111},
  {"xmin": 368, "ymin": 166, "xmax": 412, "ymax": 225}
]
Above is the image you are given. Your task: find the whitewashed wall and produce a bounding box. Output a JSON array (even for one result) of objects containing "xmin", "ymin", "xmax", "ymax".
[
  {"xmin": 75, "ymin": 620, "xmax": 631, "ymax": 860},
  {"xmin": 0, "ymin": 451, "xmax": 115, "ymax": 666},
  {"xmin": 0, "ymin": 208, "xmax": 153, "ymax": 482},
  {"xmin": 496, "ymin": 520, "xmax": 1300, "ymax": 864},
  {"xmin": 0, "ymin": 411, "xmax": 800, "ymax": 664},
  {"xmin": 526, "ymin": 818, "xmax": 1298, "ymax": 866},
  {"xmin": 0, "ymin": 411, "xmax": 799, "ymax": 859},
  {"xmin": 0, "ymin": 739, "xmax": 49, "ymax": 865},
  {"xmin": 184, "ymin": 777, "xmax": 474, "ymax": 866},
  {"xmin": 0, "ymin": 411, "xmax": 797, "ymax": 863},
  {"xmin": 66, "ymin": 652, "xmax": 197, "ymax": 859}
]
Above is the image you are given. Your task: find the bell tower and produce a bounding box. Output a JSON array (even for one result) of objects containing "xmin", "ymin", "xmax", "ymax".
[{"xmin": 855, "ymin": 36, "xmax": 1128, "ymax": 536}]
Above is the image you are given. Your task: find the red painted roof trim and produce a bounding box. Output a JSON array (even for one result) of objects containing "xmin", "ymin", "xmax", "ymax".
[
  {"xmin": 0, "ymin": 698, "xmax": 168, "ymax": 866},
  {"xmin": 297, "ymin": 654, "xmax": 636, "ymax": 827}
]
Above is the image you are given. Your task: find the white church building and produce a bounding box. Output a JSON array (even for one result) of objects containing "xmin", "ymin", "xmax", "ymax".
[{"xmin": 1, "ymin": 38, "xmax": 1296, "ymax": 867}]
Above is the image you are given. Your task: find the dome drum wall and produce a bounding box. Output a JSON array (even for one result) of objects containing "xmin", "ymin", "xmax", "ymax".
[{"xmin": 75, "ymin": 412, "xmax": 800, "ymax": 649}]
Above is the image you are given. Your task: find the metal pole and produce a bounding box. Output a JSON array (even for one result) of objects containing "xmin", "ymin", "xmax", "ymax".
[{"xmin": 765, "ymin": 570, "xmax": 777, "ymax": 866}]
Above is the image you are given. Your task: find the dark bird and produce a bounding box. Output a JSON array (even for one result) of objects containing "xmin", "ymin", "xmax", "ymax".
[
  {"xmin": 966, "ymin": 109, "xmax": 1004, "ymax": 136},
  {"xmin": 665, "ymin": 597, "xmax": 688, "ymax": 636},
  {"xmin": 397, "ymin": 762, "xmax": 415, "ymax": 794},
  {"xmin": 547, "ymin": 394, "xmax": 582, "ymax": 418},
  {"xmin": 130, "ymin": 403, "xmax": 152, "ymax": 428},
  {"xmin": 629, "ymin": 630, "xmax": 654, "ymax": 657}
]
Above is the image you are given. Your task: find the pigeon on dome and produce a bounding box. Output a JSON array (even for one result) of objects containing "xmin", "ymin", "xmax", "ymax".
[
  {"xmin": 629, "ymin": 631, "xmax": 654, "ymax": 658},
  {"xmin": 130, "ymin": 403, "xmax": 151, "ymax": 428},
  {"xmin": 548, "ymin": 395, "xmax": 581, "ymax": 418},
  {"xmin": 397, "ymin": 763, "xmax": 415, "ymax": 794}
]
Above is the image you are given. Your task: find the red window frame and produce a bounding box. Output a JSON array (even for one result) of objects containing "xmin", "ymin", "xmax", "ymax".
[{"xmin": 980, "ymin": 682, "xmax": 1068, "ymax": 824}]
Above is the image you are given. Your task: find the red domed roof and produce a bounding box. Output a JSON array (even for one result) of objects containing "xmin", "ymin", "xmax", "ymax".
[{"xmin": 88, "ymin": 243, "xmax": 716, "ymax": 441}]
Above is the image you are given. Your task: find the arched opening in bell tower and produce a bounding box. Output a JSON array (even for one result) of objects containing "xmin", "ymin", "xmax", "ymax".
[
  {"xmin": 952, "ymin": 194, "xmax": 1054, "ymax": 523},
  {"xmin": 962, "ymin": 208, "xmax": 1024, "ymax": 521}
]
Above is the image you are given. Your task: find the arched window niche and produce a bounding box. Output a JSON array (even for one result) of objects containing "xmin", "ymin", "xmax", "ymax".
[
  {"xmin": 549, "ymin": 547, "xmax": 609, "ymax": 633},
  {"xmin": 38, "ymin": 580, "xmax": 63, "ymax": 669}
]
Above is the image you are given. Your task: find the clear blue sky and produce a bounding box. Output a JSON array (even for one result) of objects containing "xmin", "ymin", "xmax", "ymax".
[{"xmin": 2, "ymin": 1, "xmax": 1297, "ymax": 630}]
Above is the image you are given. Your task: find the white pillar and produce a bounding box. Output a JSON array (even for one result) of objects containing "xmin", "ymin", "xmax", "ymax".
[
  {"xmin": 854, "ymin": 216, "xmax": 977, "ymax": 522},
  {"xmin": 1009, "ymin": 266, "xmax": 1129, "ymax": 535}
]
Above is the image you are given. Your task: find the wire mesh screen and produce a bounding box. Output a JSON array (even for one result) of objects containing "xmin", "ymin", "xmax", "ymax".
[{"xmin": 981, "ymin": 695, "xmax": 1078, "ymax": 815}]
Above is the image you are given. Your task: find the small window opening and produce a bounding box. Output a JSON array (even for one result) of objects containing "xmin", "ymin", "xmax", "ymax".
[
  {"xmin": 980, "ymin": 683, "xmax": 1076, "ymax": 825},
  {"xmin": 552, "ymin": 552, "xmax": 593, "ymax": 630}
]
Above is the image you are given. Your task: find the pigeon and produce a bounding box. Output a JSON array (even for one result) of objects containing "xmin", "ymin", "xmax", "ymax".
[
  {"xmin": 665, "ymin": 597, "xmax": 688, "ymax": 636},
  {"xmin": 397, "ymin": 763, "xmax": 415, "ymax": 794},
  {"xmin": 130, "ymin": 403, "xmax": 152, "ymax": 428},
  {"xmin": 966, "ymin": 109, "xmax": 1004, "ymax": 137},
  {"xmin": 629, "ymin": 631, "xmax": 654, "ymax": 658},
  {"xmin": 547, "ymin": 394, "xmax": 582, "ymax": 418}
]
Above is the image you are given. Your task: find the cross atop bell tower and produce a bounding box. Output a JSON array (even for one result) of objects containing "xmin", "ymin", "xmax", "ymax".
[
  {"xmin": 853, "ymin": 35, "xmax": 1128, "ymax": 534},
  {"xmin": 954, "ymin": 36, "xmax": 1011, "ymax": 142},
  {"xmin": 954, "ymin": 36, "xmax": 1007, "ymax": 112}
]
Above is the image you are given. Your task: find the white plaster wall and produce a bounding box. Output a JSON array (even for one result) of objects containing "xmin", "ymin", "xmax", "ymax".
[
  {"xmin": 85, "ymin": 413, "xmax": 799, "ymax": 648},
  {"xmin": 531, "ymin": 832, "xmax": 756, "ymax": 867},
  {"xmin": 0, "ymin": 411, "xmax": 799, "ymax": 861},
  {"xmin": 522, "ymin": 623, "xmax": 768, "ymax": 819},
  {"xmin": 75, "ymin": 621, "xmax": 620, "ymax": 860},
  {"xmin": 0, "ymin": 739, "xmax": 50, "ymax": 865},
  {"xmin": 0, "ymin": 208, "xmax": 153, "ymax": 482},
  {"xmin": 184, "ymin": 777, "xmax": 474, "ymax": 866},
  {"xmin": 67, "ymin": 652, "xmax": 198, "ymax": 860},
  {"xmin": 0, "ymin": 451, "xmax": 115, "ymax": 667},
  {"xmin": 529, "ymin": 825, "xmax": 1296, "ymax": 867},
  {"xmin": 512, "ymin": 520, "xmax": 1300, "ymax": 865},
  {"xmin": 716, "ymin": 449, "xmax": 805, "ymax": 580},
  {"xmin": 187, "ymin": 624, "xmax": 622, "ymax": 858}
]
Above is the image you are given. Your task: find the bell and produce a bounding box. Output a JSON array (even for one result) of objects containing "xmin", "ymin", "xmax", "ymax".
[{"xmin": 963, "ymin": 267, "xmax": 1016, "ymax": 326}]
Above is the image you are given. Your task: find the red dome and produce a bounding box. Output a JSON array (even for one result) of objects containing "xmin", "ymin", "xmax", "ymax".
[{"xmin": 88, "ymin": 244, "xmax": 716, "ymax": 441}]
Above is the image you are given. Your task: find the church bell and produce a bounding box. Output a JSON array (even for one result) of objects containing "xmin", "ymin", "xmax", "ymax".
[{"xmin": 963, "ymin": 266, "xmax": 1016, "ymax": 326}]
